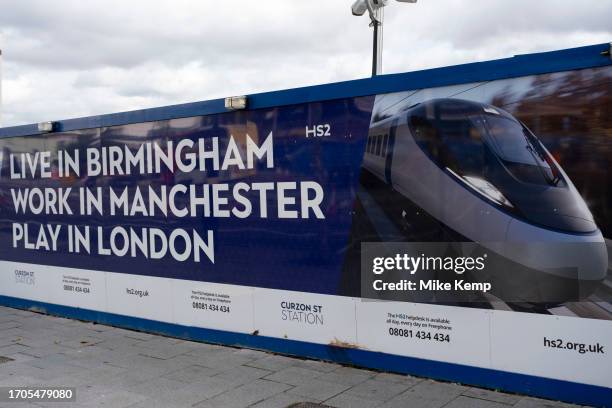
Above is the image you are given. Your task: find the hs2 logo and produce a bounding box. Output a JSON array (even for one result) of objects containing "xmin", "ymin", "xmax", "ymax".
[{"xmin": 305, "ymin": 124, "xmax": 331, "ymax": 138}]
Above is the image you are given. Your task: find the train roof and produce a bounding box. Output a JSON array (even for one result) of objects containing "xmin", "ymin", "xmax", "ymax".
[
  {"xmin": 406, "ymin": 98, "xmax": 515, "ymax": 117},
  {"xmin": 1, "ymin": 42, "xmax": 611, "ymax": 139},
  {"xmin": 371, "ymin": 98, "xmax": 516, "ymax": 125}
]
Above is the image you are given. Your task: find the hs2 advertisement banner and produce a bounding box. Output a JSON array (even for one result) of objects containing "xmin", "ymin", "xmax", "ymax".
[{"xmin": 0, "ymin": 63, "xmax": 610, "ymax": 401}]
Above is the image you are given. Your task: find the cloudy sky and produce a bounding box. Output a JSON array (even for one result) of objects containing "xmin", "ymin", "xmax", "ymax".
[{"xmin": 0, "ymin": 0, "xmax": 610, "ymax": 127}]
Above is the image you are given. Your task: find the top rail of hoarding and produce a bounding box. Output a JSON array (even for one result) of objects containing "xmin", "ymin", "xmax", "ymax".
[{"xmin": 0, "ymin": 42, "xmax": 611, "ymax": 138}]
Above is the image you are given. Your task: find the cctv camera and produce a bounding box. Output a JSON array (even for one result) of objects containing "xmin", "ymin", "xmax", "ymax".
[
  {"xmin": 352, "ymin": 0, "xmax": 390, "ymax": 16},
  {"xmin": 351, "ymin": 0, "xmax": 368, "ymax": 16},
  {"xmin": 352, "ymin": 0, "xmax": 415, "ymax": 17}
]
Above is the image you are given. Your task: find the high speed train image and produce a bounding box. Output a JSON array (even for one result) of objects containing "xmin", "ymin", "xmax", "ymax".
[{"xmin": 362, "ymin": 98, "xmax": 608, "ymax": 303}]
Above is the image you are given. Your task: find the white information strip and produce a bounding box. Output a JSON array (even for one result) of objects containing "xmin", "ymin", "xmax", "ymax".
[
  {"xmin": 105, "ymin": 272, "xmax": 175, "ymax": 323},
  {"xmin": 490, "ymin": 310, "xmax": 612, "ymax": 388},
  {"xmin": 0, "ymin": 261, "xmax": 56, "ymax": 305},
  {"xmin": 0, "ymin": 261, "xmax": 611, "ymax": 389},
  {"xmin": 172, "ymin": 280, "xmax": 255, "ymax": 334},
  {"xmin": 51, "ymin": 266, "xmax": 106, "ymax": 311},
  {"xmin": 355, "ymin": 300, "xmax": 492, "ymax": 368},
  {"xmin": 252, "ymin": 288, "xmax": 358, "ymax": 345}
]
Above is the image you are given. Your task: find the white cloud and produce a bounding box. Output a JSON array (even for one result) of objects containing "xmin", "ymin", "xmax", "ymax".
[{"xmin": 0, "ymin": 0, "xmax": 610, "ymax": 126}]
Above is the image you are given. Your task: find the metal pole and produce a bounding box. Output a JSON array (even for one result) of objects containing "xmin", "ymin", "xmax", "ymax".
[{"xmin": 371, "ymin": 7, "xmax": 383, "ymax": 76}]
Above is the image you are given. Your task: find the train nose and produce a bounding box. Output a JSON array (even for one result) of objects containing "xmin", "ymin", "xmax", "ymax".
[
  {"xmin": 521, "ymin": 211, "xmax": 597, "ymax": 234},
  {"xmin": 501, "ymin": 219, "xmax": 609, "ymax": 302},
  {"xmin": 505, "ymin": 220, "xmax": 608, "ymax": 280}
]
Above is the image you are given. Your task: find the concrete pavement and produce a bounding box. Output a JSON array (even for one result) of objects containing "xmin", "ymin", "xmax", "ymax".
[{"xmin": 0, "ymin": 306, "xmax": 584, "ymax": 408}]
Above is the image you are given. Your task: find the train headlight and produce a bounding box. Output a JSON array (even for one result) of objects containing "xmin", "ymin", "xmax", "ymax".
[
  {"xmin": 446, "ymin": 168, "xmax": 513, "ymax": 208},
  {"xmin": 463, "ymin": 176, "xmax": 513, "ymax": 208}
]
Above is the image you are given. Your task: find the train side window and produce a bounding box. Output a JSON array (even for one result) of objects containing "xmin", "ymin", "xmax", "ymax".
[
  {"xmin": 366, "ymin": 136, "xmax": 371, "ymax": 154},
  {"xmin": 376, "ymin": 135, "xmax": 382, "ymax": 156},
  {"xmin": 386, "ymin": 134, "xmax": 390, "ymax": 156},
  {"xmin": 381, "ymin": 134, "xmax": 388, "ymax": 157}
]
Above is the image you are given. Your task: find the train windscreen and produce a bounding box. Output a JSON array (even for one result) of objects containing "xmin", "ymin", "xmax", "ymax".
[
  {"xmin": 482, "ymin": 114, "xmax": 563, "ymax": 186},
  {"xmin": 408, "ymin": 100, "xmax": 564, "ymax": 187}
]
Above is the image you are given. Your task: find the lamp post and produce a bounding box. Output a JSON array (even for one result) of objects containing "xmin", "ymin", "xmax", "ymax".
[{"xmin": 351, "ymin": 0, "xmax": 417, "ymax": 76}]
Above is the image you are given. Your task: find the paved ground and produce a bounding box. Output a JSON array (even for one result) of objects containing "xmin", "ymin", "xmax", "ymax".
[{"xmin": 0, "ymin": 306, "xmax": 586, "ymax": 408}]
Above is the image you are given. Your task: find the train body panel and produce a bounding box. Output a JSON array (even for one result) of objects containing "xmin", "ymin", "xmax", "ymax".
[
  {"xmin": 504, "ymin": 219, "xmax": 607, "ymax": 281},
  {"xmin": 362, "ymin": 98, "xmax": 608, "ymax": 301}
]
